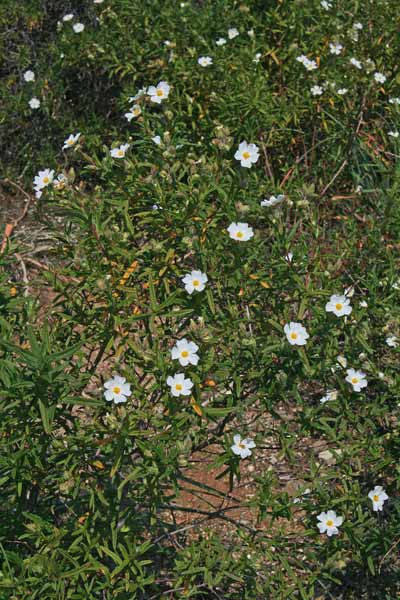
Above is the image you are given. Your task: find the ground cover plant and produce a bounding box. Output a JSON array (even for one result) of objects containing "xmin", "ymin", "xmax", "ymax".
[{"xmin": 1, "ymin": 0, "xmax": 400, "ymax": 598}]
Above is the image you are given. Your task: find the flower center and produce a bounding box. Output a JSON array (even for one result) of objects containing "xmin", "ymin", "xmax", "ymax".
[
  {"xmin": 236, "ymin": 231, "xmax": 244, "ymax": 238},
  {"xmin": 192, "ymin": 279, "xmax": 200, "ymax": 287},
  {"xmin": 373, "ymin": 495, "xmax": 379, "ymax": 502},
  {"xmin": 238, "ymin": 443, "xmax": 246, "ymax": 449},
  {"xmin": 67, "ymin": 139, "xmax": 74, "ymax": 145},
  {"xmin": 175, "ymin": 383, "xmax": 183, "ymax": 391},
  {"xmin": 290, "ymin": 332, "xmax": 298, "ymax": 340},
  {"xmin": 181, "ymin": 350, "xmax": 189, "ymax": 358},
  {"xmin": 117, "ymin": 150, "xmax": 124, "ymax": 156},
  {"xmin": 351, "ymin": 377, "xmax": 358, "ymax": 384},
  {"xmin": 43, "ymin": 177, "xmax": 49, "ymax": 184},
  {"xmin": 242, "ymin": 151, "xmax": 250, "ymax": 159},
  {"xmin": 335, "ymin": 303, "xmax": 343, "ymax": 310},
  {"xmin": 326, "ymin": 520, "xmax": 334, "ymax": 527},
  {"xmin": 113, "ymin": 386, "xmax": 121, "ymax": 394},
  {"xmin": 156, "ymin": 89, "xmax": 164, "ymax": 97}
]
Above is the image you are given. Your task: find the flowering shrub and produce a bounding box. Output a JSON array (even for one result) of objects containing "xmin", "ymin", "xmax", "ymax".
[{"xmin": 1, "ymin": 0, "xmax": 400, "ymax": 598}]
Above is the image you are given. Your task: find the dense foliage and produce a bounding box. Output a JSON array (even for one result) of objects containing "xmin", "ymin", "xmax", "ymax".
[{"xmin": 1, "ymin": 0, "xmax": 400, "ymax": 598}]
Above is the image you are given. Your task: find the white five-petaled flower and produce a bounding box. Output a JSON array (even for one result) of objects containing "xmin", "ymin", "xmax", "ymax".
[
  {"xmin": 320, "ymin": 389, "xmax": 338, "ymax": 404},
  {"xmin": 63, "ymin": 13, "xmax": 74, "ymax": 21},
  {"xmin": 311, "ymin": 85, "xmax": 323, "ymax": 96},
  {"xmin": 386, "ymin": 335, "xmax": 398, "ymax": 348},
  {"xmin": 261, "ymin": 194, "xmax": 285, "ymax": 207},
  {"xmin": 329, "ymin": 42, "xmax": 343, "ymax": 55},
  {"xmin": 368, "ymin": 486, "xmax": 389, "ymax": 512},
  {"xmin": 337, "ymin": 88, "xmax": 348, "ymax": 95},
  {"xmin": 227, "ymin": 222, "xmax": 254, "ymax": 242},
  {"xmin": 317, "ymin": 511, "xmax": 343, "ymax": 536},
  {"xmin": 389, "ymin": 97, "xmax": 400, "ymax": 105},
  {"xmin": 110, "ymin": 143, "xmax": 130, "ymax": 158},
  {"xmin": 284, "ymin": 322, "xmax": 309, "ymax": 346},
  {"xmin": 198, "ymin": 56, "xmax": 212, "ymax": 67},
  {"xmin": 325, "ymin": 294, "xmax": 352, "ymax": 317},
  {"xmin": 374, "ymin": 72, "xmax": 386, "ymax": 84},
  {"xmin": 296, "ymin": 55, "xmax": 318, "ymax": 71},
  {"xmin": 231, "ymin": 434, "xmax": 256, "ymax": 459},
  {"xmin": 23, "ymin": 70, "xmax": 35, "ymax": 82},
  {"xmin": 182, "ymin": 270, "xmax": 208, "ymax": 294},
  {"xmin": 147, "ymin": 81, "xmax": 170, "ymax": 103},
  {"xmin": 234, "ymin": 141, "xmax": 259, "ymax": 168},
  {"xmin": 62, "ymin": 132, "xmax": 81, "ymax": 150},
  {"xmin": 29, "ymin": 97, "xmax": 40, "ymax": 109},
  {"xmin": 345, "ymin": 368, "xmax": 368, "ymax": 392},
  {"xmin": 171, "ymin": 338, "xmax": 199, "ymax": 367},
  {"xmin": 216, "ymin": 37, "xmax": 226, "ymax": 46},
  {"xmin": 124, "ymin": 104, "xmax": 141, "ymax": 121},
  {"xmin": 104, "ymin": 375, "xmax": 132, "ymax": 404},
  {"xmin": 228, "ymin": 27, "xmax": 239, "ymax": 39},
  {"xmin": 33, "ymin": 168, "xmax": 54, "ymax": 190},
  {"xmin": 350, "ymin": 57, "xmax": 362, "ymax": 69},
  {"xmin": 73, "ymin": 23, "xmax": 85, "ymax": 33},
  {"xmin": 167, "ymin": 373, "xmax": 193, "ymax": 397}
]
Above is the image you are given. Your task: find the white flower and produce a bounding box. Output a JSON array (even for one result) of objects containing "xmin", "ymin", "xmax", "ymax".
[
  {"xmin": 337, "ymin": 88, "xmax": 348, "ymax": 95},
  {"xmin": 353, "ymin": 22, "xmax": 363, "ymax": 30},
  {"xmin": 284, "ymin": 322, "xmax": 309, "ymax": 346},
  {"xmin": 104, "ymin": 375, "xmax": 132, "ymax": 404},
  {"xmin": 320, "ymin": 0, "xmax": 332, "ymax": 9},
  {"xmin": 320, "ymin": 389, "xmax": 338, "ymax": 404},
  {"xmin": 350, "ymin": 57, "xmax": 362, "ymax": 69},
  {"xmin": 152, "ymin": 135, "xmax": 161, "ymax": 145},
  {"xmin": 216, "ymin": 37, "xmax": 226, "ymax": 46},
  {"xmin": 285, "ymin": 252, "xmax": 293, "ymax": 263},
  {"xmin": 129, "ymin": 87, "xmax": 146, "ymax": 102},
  {"xmin": 329, "ymin": 42, "xmax": 343, "ymax": 55},
  {"xmin": 94, "ymin": 0, "xmax": 104, "ymax": 3},
  {"xmin": 388, "ymin": 131, "xmax": 399, "ymax": 138},
  {"xmin": 110, "ymin": 143, "xmax": 130, "ymax": 158},
  {"xmin": 247, "ymin": 29, "xmax": 255, "ymax": 37},
  {"xmin": 374, "ymin": 72, "xmax": 386, "ymax": 84},
  {"xmin": 336, "ymin": 355, "xmax": 347, "ymax": 368},
  {"xmin": 227, "ymin": 222, "xmax": 254, "ymax": 242},
  {"xmin": 167, "ymin": 373, "xmax": 193, "ymax": 397},
  {"xmin": 182, "ymin": 270, "xmax": 208, "ymax": 294},
  {"xmin": 23, "ymin": 70, "xmax": 35, "ymax": 82},
  {"xmin": 234, "ymin": 141, "xmax": 259, "ymax": 168},
  {"xmin": 260, "ymin": 194, "xmax": 285, "ymax": 207},
  {"xmin": 63, "ymin": 13, "xmax": 74, "ymax": 21},
  {"xmin": 198, "ymin": 56, "xmax": 212, "ymax": 67},
  {"xmin": 73, "ymin": 23, "xmax": 85, "ymax": 33},
  {"xmin": 345, "ymin": 368, "xmax": 368, "ymax": 392},
  {"xmin": 253, "ymin": 53, "xmax": 262, "ymax": 63},
  {"xmin": 53, "ymin": 173, "xmax": 68, "ymax": 189},
  {"xmin": 317, "ymin": 511, "xmax": 343, "ymax": 536},
  {"xmin": 386, "ymin": 335, "xmax": 398, "ymax": 348},
  {"xmin": 325, "ymin": 294, "xmax": 352, "ymax": 317},
  {"xmin": 231, "ymin": 434, "xmax": 256, "ymax": 459},
  {"xmin": 359, "ymin": 300, "xmax": 368, "ymax": 308},
  {"xmin": 62, "ymin": 132, "xmax": 81, "ymax": 150},
  {"xmin": 389, "ymin": 97, "xmax": 400, "ymax": 105},
  {"xmin": 29, "ymin": 97, "xmax": 40, "ymax": 109},
  {"xmin": 124, "ymin": 104, "xmax": 141, "ymax": 121},
  {"xmin": 35, "ymin": 189, "xmax": 42, "ymax": 199},
  {"xmin": 147, "ymin": 81, "xmax": 170, "ymax": 103},
  {"xmin": 311, "ymin": 85, "xmax": 323, "ymax": 96},
  {"xmin": 33, "ymin": 169, "xmax": 54, "ymax": 190},
  {"xmin": 296, "ymin": 55, "xmax": 318, "ymax": 71},
  {"xmin": 368, "ymin": 486, "xmax": 389, "ymax": 512},
  {"xmin": 228, "ymin": 27, "xmax": 239, "ymax": 39},
  {"xmin": 171, "ymin": 338, "xmax": 199, "ymax": 366}
]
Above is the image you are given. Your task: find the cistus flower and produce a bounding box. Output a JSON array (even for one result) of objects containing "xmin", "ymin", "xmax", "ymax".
[
  {"xmin": 228, "ymin": 27, "xmax": 239, "ymax": 39},
  {"xmin": 234, "ymin": 141, "xmax": 260, "ymax": 168},
  {"xmin": 110, "ymin": 143, "xmax": 130, "ymax": 158},
  {"xmin": 167, "ymin": 373, "xmax": 193, "ymax": 397},
  {"xmin": 104, "ymin": 375, "xmax": 132, "ymax": 404},
  {"xmin": 124, "ymin": 104, "xmax": 141, "ymax": 121},
  {"xmin": 198, "ymin": 56, "xmax": 213, "ymax": 67},
  {"xmin": 216, "ymin": 37, "xmax": 226, "ymax": 46},
  {"xmin": 260, "ymin": 194, "xmax": 285, "ymax": 207},
  {"xmin": 29, "ymin": 97, "xmax": 40, "ymax": 109},
  {"xmin": 33, "ymin": 169, "xmax": 54, "ymax": 191},
  {"xmin": 284, "ymin": 322, "xmax": 309, "ymax": 346},
  {"xmin": 386, "ymin": 335, "xmax": 398, "ymax": 347},
  {"xmin": 368, "ymin": 486, "xmax": 389, "ymax": 511},
  {"xmin": 374, "ymin": 72, "xmax": 386, "ymax": 84},
  {"xmin": 23, "ymin": 70, "xmax": 35, "ymax": 82},
  {"xmin": 171, "ymin": 338, "xmax": 199, "ymax": 366},
  {"xmin": 320, "ymin": 389, "xmax": 338, "ymax": 404},
  {"xmin": 329, "ymin": 42, "xmax": 343, "ymax": 55},
  {"xmin": 296, "ymin": 55, "xmax": 318, "ymax": 71},
  {"xmin": 317, "ymin": 511, "xmax": 343, "ymax": 536},
  {"xmin": 73, "ymin": 23, "xmax": 85, "ymax": 33},
  {"xmin": 62, "ymin": 133, "xmax": 81, "ymax": 150},
  {"xmin": 227, "ymin": 222, "xmax": 254, "ymax": 241},
  {"xmin": 345, "ymin": 368, "xmax": 368, "ymax": 392},
  {"xmin": 152, "ymin": 135, "xmax": 161, "ymax": 145},
  {"xmin": 325, "ymin": 294, "xmax": 352, "ymax": 317},
  {"xmin": 231, "ymin": 434, "xmax": 256, "ymax": 459},
  {"xmin": 182, "ymin": 270, "xmax": 208, "ymax": 294},
  {"xmin": 147, "ymin": 81, "xmax": 170, "ymax": 103},
  {"xmin": 311, "ymin": 85, "xmax": 323, "ymax": 96}
]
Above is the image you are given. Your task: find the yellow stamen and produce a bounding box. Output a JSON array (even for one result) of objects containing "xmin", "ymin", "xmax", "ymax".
[
  {"xmin": 236, "ymin": 231, "xmax": 244, "ymax": 238},
  {"xmin": 242, "ymin": 151, "xmax": 250, "ymax": 159},
  {"xmin": 113, "ymin": 386, "xmax": 121, "ymax": 394},
  {"xmin": 326, "ymin": 519, "xmax": 334, "ymax": 527},
  {"xmin": 156, "ymin": 89, "xmax": 164, "ymax": 97},
  {"xmin": 192, "ymin": 279, "xmax": 200, "ymax": 287},
  {"xmin": 290, "ymin": 332, "xmax": 298, "ymax": 340},
  {"xmin": 351, "ymin": 377, "xmax": 358, "ymax": 384},
  {"xmin": 373, "ymin": 495, "xmax": 379, "ymax": 502},
  {"xmin": 335, "ymin": 303, "xmax": 343, "ymax": 310},
  {"xmin": 181, "ymin": 351, "xmax": 189, "ymax": 358},
  {"xmin": 175, "ymin": 384, "xmax": 183, "ymax": 391}
]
